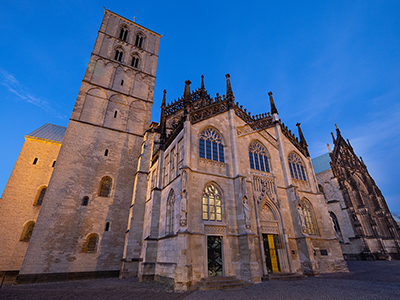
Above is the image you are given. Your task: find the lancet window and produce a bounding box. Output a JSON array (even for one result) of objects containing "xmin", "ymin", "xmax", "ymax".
[
  {"xmin": 99, "ymin": 176, "xmax": 112, "ymax": 197},
  {"xmin": 301, "ymin": 199, "xmax": 317, "ymax": 235},
  {"xmin": 288, "ymin": 152, "xmax": 307, "ymax": 181},
  {"xmin": 35, "ymin": 187, "xmax": 47, "ymax": 206},
  {"xmin": 249, "ymin": 141, "xmax": 270, "ymax": 172},
  {"xmin": 20, "ymin": 221, "xmax": 35, "ymax": 241},
  {"xmin": 202, "ymin": 184, "xmax": 222, "ymax": 222},
  {"xmin": 84, "ymin": 234, "xmax": 99, "ymax": 253},
  {"xmin": 199, "ymin": 128, "xmax": 224, "ymax": 162}
]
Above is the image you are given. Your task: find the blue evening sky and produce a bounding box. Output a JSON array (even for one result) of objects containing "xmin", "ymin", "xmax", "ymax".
[{"xmin": 1, "ymin": 1, "xmax": 399, "ymax": 211}]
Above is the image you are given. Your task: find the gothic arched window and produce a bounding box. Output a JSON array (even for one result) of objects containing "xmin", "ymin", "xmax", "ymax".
[
  {"xmin": 114, "ymin": 49, "xmax": 123, "ymax": 62},
  {"xmin": 84, "ymin": 234, "xmax": 99, "ymax": 253},
  {"xmin": 288, "ymin": 152, "xmax": 307, "ymax": 181},
  {"xmin": 166, "ymin": 190, "xmax": 175, "ymax": 234},
  {"xmin": 202, "ymin": 184, "xmax": 222, "ymax": 222},
  {"xmin": 119, "ymin": 27, "xmax": 128, "ymax": 42},
  {"xmin": 20, "ymin": 221, "xmax": 35, "ymax": 241},
  {"xmin": 301, "ymin": 199, "xmax": 317, "ymax": 235},
  {"xmin": 249, "ymin": 141, "xmax": 270, "ymax": 172},
  {"xmin": 99, "ymin": 176, "xmax": 112, "ymax": 197},
  {"xmin": 131, "ymin": 55, "xmax": 140, "ymax": 68},
  {"xmin": 199, "ymin": 128, "xmax": 224, "ymax": 162},
  {"xmin": 34, "ymin": 187, "xmax": 47, "ymax": 206}
]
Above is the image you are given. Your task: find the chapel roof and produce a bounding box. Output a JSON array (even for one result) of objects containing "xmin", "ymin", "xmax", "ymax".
[
  {"xmin": 312, "ymin": 152, "xmax": 331, "ymax": 174},
  {"xmin": 26, "ymin": 123, "xmax": 67, "ymax": 143}
]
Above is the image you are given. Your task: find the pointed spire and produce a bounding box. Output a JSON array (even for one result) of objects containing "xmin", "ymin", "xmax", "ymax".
[
  {"xmin": 201, "ymin": 75, "xmax": 205, "ymax": 90},
  {"xmin": 331, "ymin": 132, "xmax": 336, "ymax": 145},
  {"xmin": 268, "ymin": 91, "xmax": 278, "ymax": 115},
  {"xmin": 296, "ymin": 122, "xmax": 310, "ymax": 157},
  {"xmin": 327, "ymin": 143, "xmax": 332, "ymax": 153},
  {"xmin": 160, "ymin": 89, "xmax": 167, "ymax": 143}
]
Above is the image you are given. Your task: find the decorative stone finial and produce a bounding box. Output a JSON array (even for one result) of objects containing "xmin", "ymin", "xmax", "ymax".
[
  {"xmin": 161, "ymin": 89, "xmax": 166, "ymax": 108},
  {"xmin": 268, "ymin": 91, "xmax": 278, "ymax": 115},
  {"xmin": 201, "ymin": 75, "xmax": 205, "ymax": 90},
  {"xmin": 327, "ymin": 143, "xmax": 332, "ymax": 153}
]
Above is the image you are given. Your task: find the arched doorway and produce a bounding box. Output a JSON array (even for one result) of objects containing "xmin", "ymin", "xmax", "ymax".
[{"xmin": 259, "ymin": 201, "xmax": 284, "ymax": 274}]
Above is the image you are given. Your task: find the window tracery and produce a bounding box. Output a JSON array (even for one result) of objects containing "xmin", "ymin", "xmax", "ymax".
[
  {"xmin": 199, "ymin": 128, "xmax": 224, "ymax": 162},
  {"xmin": 202, "ymin": 184, "xmax": 222, "ymax": 222},
  {"xmin": 288, "ymin": 152, "xmax": 307, "ymax": 181},
  {"xmin": 249, "ymin": 141, "xmax": 270, "ymax": 172}
]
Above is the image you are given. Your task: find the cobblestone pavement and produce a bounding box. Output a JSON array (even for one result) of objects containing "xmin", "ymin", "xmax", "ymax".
[{"xmin": 1, "ymin": 261, "xmax": 400, "ymax": 300}]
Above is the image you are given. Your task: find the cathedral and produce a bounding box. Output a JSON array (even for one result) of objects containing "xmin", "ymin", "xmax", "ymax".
[
  {"xmin": 313, "ymin": 127, "xmax": 400, "ymax": 260},
  {"xmin": 4, "ymin": 8, "xmax": 398, "ymax": 291}
]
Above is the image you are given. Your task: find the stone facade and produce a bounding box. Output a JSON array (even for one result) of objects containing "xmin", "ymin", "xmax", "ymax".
[
  {"xmin": 313, "ymin": 128, "xmax": 400, "ymax": 260},
  {"xmin": 0, "ymin": 9, "xmax": 348, "ymax": 290},
  {"xmin": 0, "ymin": 125, "xmax": 63, "ymax": 274},
  {"xmin": 124, "ymin": 79, "xmax": 348, "ymax": 291}
]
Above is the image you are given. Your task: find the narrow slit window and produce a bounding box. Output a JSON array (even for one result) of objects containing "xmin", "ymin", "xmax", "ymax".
[
  {"xmin": 105, "ymin": 222, "xmax": 110, "ymax": 231},
  {"xmin": 114, "ymin": 111, "xmax": 118, "ymax": 118},
  {"xmin": 52, "ymin": 161, "xmax": 56, "ymax": 167},
  {"xmin": 120, "ymin": 79, "xmax": 124, "ymax": 86},
  {"xmin": 33, "ymin": 158, "xmax": 38, "ymax": 165},
  {"xmin": 82, "ymin": 196, "xmax": 89, "ymax": 206},
  {"xmin": 104, "ymin": 149, "xmax": 108, "ymax": 156}
]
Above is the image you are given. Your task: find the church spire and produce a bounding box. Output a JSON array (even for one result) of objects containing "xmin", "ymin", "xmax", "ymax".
[
  {"xmin": 201, "ymin": 75, "xmax": 205, "ymax": 90},
  {"xmin": 296, "ymin": 122, "xmax": 310, "ymax": 157}
]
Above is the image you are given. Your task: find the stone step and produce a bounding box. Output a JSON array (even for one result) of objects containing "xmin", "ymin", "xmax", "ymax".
[
  {"xmin": 198, "ymin": 282, "xmax": 253, "ymax": 291},
  {"xmin": 200, "ymin": 276, "xmax": 237, "ymax": 282},
  {"xmin": 263, "ymin": 272, "xmax": 307, "ymax": 281},
  {"xmin": 189, "ymin": 276, "xmax": 253, "ymax": 291},
  {"xmin": 198, "ymin": 279, "xmax": 246, "ymax": 286}
]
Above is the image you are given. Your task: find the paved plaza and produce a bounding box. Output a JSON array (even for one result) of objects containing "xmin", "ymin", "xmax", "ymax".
[{"xmin": 1, "ymin": 261, "xmax": 400, "ymax": 300}]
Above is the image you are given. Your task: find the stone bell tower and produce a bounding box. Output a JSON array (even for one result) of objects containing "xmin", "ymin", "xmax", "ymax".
[{"xmin": 18, "ymin": 9, "xmax": 161, "ymax": 282}]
